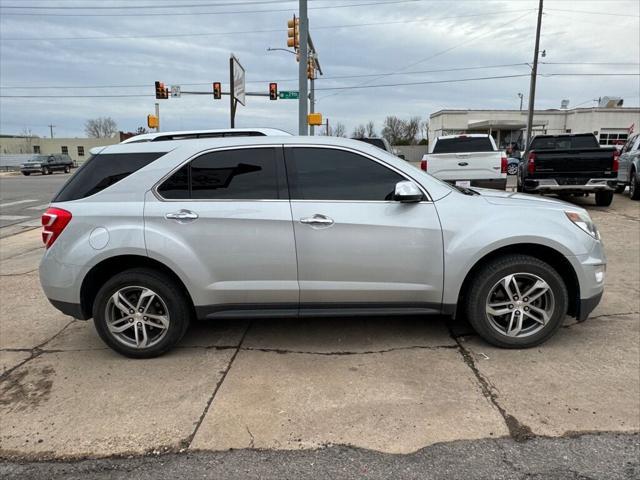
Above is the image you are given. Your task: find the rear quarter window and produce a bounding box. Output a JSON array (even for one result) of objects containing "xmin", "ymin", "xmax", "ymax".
[
  {"xmin": 433, "ymin": 137, "xmax": 494, "ymax": 153},
  {"xmin": 53, "ymin": 152, "xmax": 165, "ymax": 202}
]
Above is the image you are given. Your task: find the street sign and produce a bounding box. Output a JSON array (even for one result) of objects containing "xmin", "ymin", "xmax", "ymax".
[
  {"xmin": 231, "ymin": 55, "xmax": 246, "ymax": 106},
  {"xmin": 279, "ymin": 91, "xmax": 299, "ymax": 100},
  {"xmin": 170, "ymin": 85, "xmax": 181, "ymax": 98}
]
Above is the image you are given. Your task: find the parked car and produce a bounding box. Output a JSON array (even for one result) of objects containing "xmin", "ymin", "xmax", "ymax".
[
  {"xmin": 518, "ymin": 133, "xmax": 619, "ymax": 206},
  {"xmin": 121, "ymin": 128, "xmax": 292, "ymax": 143},
  {"xmin": 420, "ymin": 134, "xmax": 507, "ymax": 190},
  {"xmin": 20, "ymin": 154, "xmax": 73, "ymax": 176},
  {"xmin": 615, "ymin": 132, "xmax": 640, "ymax": 200},
  {"xmin": 40, "ymin": 137, "xmax": 606, "ymax": 357}
]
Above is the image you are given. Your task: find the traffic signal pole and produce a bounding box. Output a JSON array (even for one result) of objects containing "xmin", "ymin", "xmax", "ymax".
[
  {"xmin": 155, "ymin": 103, "xmax": 160, "ymax": 132},
  {"xmin": 309, "ymin": 77, "xmax": 315, "ymax": 135},
  {"xmin": 298, "ymin": 0, "xmax": 309, "ymax": 135}
]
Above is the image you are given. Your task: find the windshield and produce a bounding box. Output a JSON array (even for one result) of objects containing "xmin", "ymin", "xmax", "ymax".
[{"xmin": 27, "ymin": 155, "xmax": 48, "ymax": 163}]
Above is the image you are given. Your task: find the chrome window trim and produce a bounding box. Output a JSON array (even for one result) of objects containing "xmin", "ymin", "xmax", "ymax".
[{"xmin": 151, "ymin": 143, "xmax": 433, "ymax": 203}]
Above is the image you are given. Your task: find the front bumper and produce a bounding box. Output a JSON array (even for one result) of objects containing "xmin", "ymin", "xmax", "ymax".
[
  {"xmin": 577, "ymin": 290, "xmax": 603, "ymax": 322},
  {"xmin": 524, "ymin": 178, "xmax": 617, "ymax": 192},
  {"xmin": 20, "ymin": 167, "xmax": 42, "ymax": 173}
]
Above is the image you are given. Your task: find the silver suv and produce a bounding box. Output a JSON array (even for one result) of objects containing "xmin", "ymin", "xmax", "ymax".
[{"xmin": 40, "ymin": 137, "xmax": 606, "ymax": 357}]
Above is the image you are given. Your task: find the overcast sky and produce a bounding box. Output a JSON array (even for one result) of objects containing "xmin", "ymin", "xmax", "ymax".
[{"xmin": 0, "ymin": 0, "xmax": 638, "ymax": 138}]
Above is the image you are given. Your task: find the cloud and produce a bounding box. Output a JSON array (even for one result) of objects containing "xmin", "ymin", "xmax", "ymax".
[{"xmin": 0, "ymin": 0, "xmax": 638, "ymax": 138}]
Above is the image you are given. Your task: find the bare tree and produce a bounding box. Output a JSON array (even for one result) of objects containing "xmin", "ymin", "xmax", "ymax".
[
  {"xmin": 352, "ymin": 124, "xmax": 366, "ymax": 138},
  {"xmin": 419, "ymin": 120, "xmax": 429, "ymax": 145},
  {"xmin": 332, "ymin": 122, "xmax": 347, "ymax": 138},
  {"xmin": 84, "ymin": 117, "xmax": 118, "ymax": 138},
  {"xmin": 135, "ymin": 126, "xmax": 149, "ymax": 135},
  {"xmin": 366, "ymin": 121, "xmax": 376, "ymax": 138},
  {"xmin": 19, "ymin": 127, "xmax": 38, "ymax": 153},
  {"xmin": 404, "ymin": 116, "xmax": 421, "ymax": 144},
  {"xmin": 381, "ymin": 116, "xmax": 405, "ymax": 145}
]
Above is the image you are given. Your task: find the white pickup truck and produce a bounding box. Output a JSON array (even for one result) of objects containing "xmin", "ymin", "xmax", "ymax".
[{"xmin": 420, "ymin": 134, "xmax": 507, "ymax": 190}]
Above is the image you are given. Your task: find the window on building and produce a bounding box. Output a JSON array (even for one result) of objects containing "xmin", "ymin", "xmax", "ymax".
[
  {"xmin": 77, "ymin": 146, "xmax": 85, "ymax": 156},
  {"xmin": 599, "ymin": 132, "xmax": 628, "ymax": 146},
  {"xmin": 33, "ymin": 145, "xmax": 40, "ymax": 154},
  {"xmin": 61, "ymin": 146, "xmax": 69, "ymax": 154}
]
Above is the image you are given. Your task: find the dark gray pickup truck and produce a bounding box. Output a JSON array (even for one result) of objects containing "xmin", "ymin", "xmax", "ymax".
[{"xmin": 518, "ymin": 133, "xmax": 619, "ymax": 206}]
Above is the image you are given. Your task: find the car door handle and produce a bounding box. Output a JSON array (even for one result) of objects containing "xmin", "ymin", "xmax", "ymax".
[
  {"xmin": 165, "ymin": 209, "xmax": 199, "ymax": 221},
  {"xmin": 300, "ymin": 214, "xmax": 334, "ymax": 226},
  {"xmin": 458, "ymin": 162, "xmax": 469, "ymax": 166}
]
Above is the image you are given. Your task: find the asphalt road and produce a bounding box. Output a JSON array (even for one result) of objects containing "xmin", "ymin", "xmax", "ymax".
[
  {"xmin": 0, "ymin": 172, "xmax": 70, "ymax": 229},
  {"xmin": 1, "ymin": 433, "xmax": 637, "ymax": 479}
]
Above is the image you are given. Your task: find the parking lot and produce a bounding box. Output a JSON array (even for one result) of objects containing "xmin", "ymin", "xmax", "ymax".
[{"xmin": 0, "ymin": 184, "xmax": 638, "ymax": 477}]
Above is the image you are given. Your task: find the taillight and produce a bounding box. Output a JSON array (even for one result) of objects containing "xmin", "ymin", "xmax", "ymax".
[
  {"xmin": 501, "ymin": 156, "xmax": 508, "ymax": 174},
  {"xmin": 42, "ymin": 207, "xmax": 72, "ymax": 248},
  {"xmin": 527, "ymin": 152, "xmax": 536, "ymax": 174},
  {"xmin": 420, "ymin": 159, "xmax": 428, "ymax": 171},
  {"xmin": 612, "ymin": 150, "xmax": 620, "ymax": 172}
]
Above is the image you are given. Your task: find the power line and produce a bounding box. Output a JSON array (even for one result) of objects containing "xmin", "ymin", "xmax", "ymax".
[
  {"xmin": 2, "ymin": 72, "xmax": 637, "ymax": 98},
  {"xmin": 546, "ymin": 7, "xmax": 639, "ymax": 18},
  {"xmin": 0, "ymin": 10, "xmax": 534, "ymax": 41},
  {"xmin": 0, "ymin": 0, "xmax": 435, "ymax": 16},
  {"xmin": 0, "ymin": 0, "xmax": 294, "ymax": 8}
]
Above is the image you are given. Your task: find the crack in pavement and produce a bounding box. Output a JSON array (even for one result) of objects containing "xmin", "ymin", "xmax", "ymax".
[
  {"xmin": 0, "ymin": 268, "xmax": 38, "ymax": 277},
  {"xmin": 181, "ymin": 320, "xmax": 253, "ymax": 449},
  {"xmin": 0, "ymin": 320, "xmax": 77, "ymax": 381},
  {"xmin": 239, "ymin": 344, "xmax": 458, "ymax": 356},
  {"xmin": 452, "ymin": 336, "xmax": 534, "ymax": 442}
]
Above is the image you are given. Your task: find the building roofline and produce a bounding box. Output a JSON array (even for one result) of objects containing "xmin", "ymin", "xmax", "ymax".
[{"xmin": 430, "ymin": 107, "xmax": 640, "ymax": 117}]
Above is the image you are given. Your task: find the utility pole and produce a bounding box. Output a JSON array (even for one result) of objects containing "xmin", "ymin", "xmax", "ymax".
[
  {"xmin": 525, "ymin": 0, "xmax": 543, "ymax": 148},
  {"xmin": 154, "ymin": 103, "xmax": 160, "ymax": 132},
  {"xmin": 230, "ymin": 57, "xmax": 236, "ymax": 128},
  {"xmin": 48, "ymin": 124, "xmax": 55, "ymax": 139},
  {"xmin": 298, "ymin": 0, "xmax": 308, "ymax": 135}
]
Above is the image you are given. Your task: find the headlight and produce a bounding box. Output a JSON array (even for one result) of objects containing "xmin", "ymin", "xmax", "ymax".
[{"xmin": 565, "ymin": 210, "xmax": 600, "ymax": 240}]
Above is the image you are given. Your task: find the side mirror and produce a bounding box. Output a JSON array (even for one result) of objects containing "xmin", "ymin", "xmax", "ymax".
[{"xmin": 394, "ymin": 181, "xmax": 423, "ymax": 203}]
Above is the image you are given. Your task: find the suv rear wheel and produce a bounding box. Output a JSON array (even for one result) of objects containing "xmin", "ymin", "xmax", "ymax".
[
  {"xmin": 93, "ymin": 268, "xmax": 191, "ymax": 358},
  {"xmin": 465, "ymin": 255, "xmax": 568, "ymax": 348}
]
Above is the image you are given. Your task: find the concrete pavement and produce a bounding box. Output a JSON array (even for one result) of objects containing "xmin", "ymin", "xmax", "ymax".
[{"xmin": 0, "ymin": 192, "xmax": 638, "ymax": 474}]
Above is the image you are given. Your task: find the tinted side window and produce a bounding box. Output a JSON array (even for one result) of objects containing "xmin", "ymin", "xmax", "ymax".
[
  {"xmin": 157, "ymin": 148, "xmax": 279, "ymax": 200},
  {"xmin": 53, "ymin": 152, "xmax": 164, "ymax": 202},
  {"xmin": 191, "ymin": 148, "xmax": 278, "ymax": 199},
  {"xmin": 286, "ymin": 148, "xmax": 404, "ymax": 201},
  {"xmin": 433, "ymin": 137, "xmax": 494, "ymax": 153},
  {"xmin": 158, "ymin": 165, "xmax": 189, "ymax": 199}
]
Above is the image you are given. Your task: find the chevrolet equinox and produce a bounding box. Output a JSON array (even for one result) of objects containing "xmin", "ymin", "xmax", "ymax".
[{"xmin": 39, "ymin": 137, "xmax": 606, "ymax": 357}]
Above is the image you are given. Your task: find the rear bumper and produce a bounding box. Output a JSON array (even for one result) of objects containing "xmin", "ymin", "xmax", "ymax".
[
  {"xmin": 444, "ymin": 178, "xmax": 507, "ymax": 190},
  {"xmin": 524, "ymin": 178, "xmax": 617, "ymax": 192}
]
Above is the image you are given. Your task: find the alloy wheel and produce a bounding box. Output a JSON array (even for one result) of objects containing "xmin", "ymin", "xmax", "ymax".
[
  {"xmin": 485, "ymin": 273, "xmax": 555, "ymax": 338},
  {"xmin": 105, "ymin": 286, "xmax": 170, "ymax": 349},
  {"xmin": 507, "ymin": 165, "xmax": 518, "ymax": 175}
]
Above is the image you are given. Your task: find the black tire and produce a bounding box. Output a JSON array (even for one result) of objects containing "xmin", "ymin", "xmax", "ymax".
[
  {"xmin": 630, "ymin": 171, "xmax": 640, "ymax": 200},
  {"xmin": 93, "ymin": 268, "xmax": 191, "ymax": 358},
  {"xmin": 465, "ymin": 254, "xmax": 568, "ymax": 348},
  {"xmin": 595, "ymin": 190, "xmax": 614, "ymax": 207},
  {"xmin": 22, "ymin": 172, "xmax": 30, "ymax": 176},
  {"xmin": 614, "ymin": 184, "xmax": 626, "ymax": 194},
  {"xmin": 42, "ymin": 167, "xmax": 51, "ymax": 175},
  {"xmin": 64, "ymin": 165, "xmax": 70, "ymax": 173}
]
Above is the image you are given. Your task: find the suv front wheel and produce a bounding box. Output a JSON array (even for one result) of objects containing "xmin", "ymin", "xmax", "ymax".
[
  {"xmin": 93, "ymin": 268, "xmax": 191, "ymax": 358},
  {"xmin": 465, "ymin": 255, "xmax": 568, "ymax": 348}
]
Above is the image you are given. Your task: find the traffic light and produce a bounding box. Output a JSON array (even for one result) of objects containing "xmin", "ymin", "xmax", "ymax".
[
  {"xmin": 269, "ymin": 82, "xmax": 278, "ymax": 101},
  {"xmin": 147, "ymin": 114, "xmax": 158, "ymax": 129},
  {"xmin": 307, "ymin": 59, "xmax": 315, "ymax": 80},
  {"xmin": 155, "ymin": 81, "xmax": 169, "ymax": 99},
  {"xmin": 287, "ymin": 15, "xmax": 299, "ymax": 50},
  {"xmin": 213, "ymin": 82, "xmax": 222, "ymax": 100}
]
